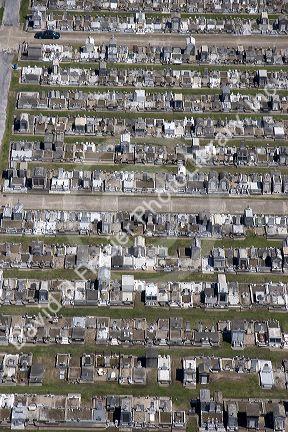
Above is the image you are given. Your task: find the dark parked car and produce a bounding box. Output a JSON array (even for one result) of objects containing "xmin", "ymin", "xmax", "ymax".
[{"xmin": 34, "ymin": 30, "xmax": 60, "ymax": 39}]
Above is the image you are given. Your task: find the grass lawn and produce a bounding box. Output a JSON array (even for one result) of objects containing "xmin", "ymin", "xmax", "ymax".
[
  {"xmin": 2, "ymin": 298, "xmax": 288, "ymax": 331},
  {"xmin": 0, "ymin": 376, "xmax": 285, "ymax": 408},
  {"xmin": 0, "ymin": 234, "xmax": 112, "ymax": 247},
  {"xmin": 15, "ymin": 82, "xmax": 288, "ymax": 97},
  {"xmin": 201, "ymin": 138, "xmax": 288, "ymax": 147},
  {"xmin": 201, "ymin": 235, "xmax": 282, "ymax": 256},
  {"xmin": 103, "ymin": 62, "xmax": 288, "ymax": 73},
  {"xmin": 187, "ymin": 417, "xmax": 198, "ymax": 432},
  {"xmin": 15, "ymin": 83, "xmax": 221, "ymax": 94},
  {"xmin": 16, "ymin": 107, "xmax": 288, "ymax": 122},
  {"xmin": 4, "ymin": 341, "xmax": 288, "ymax": 367},
  {"xmin": 25, "ymin": 6, "xmax": 279, "ymax": 21},
  {"xmin": 47, "ymin": 10, "xmax": 276, "ymax": 20},
  {"xmin": 186, "ymin": 161, "xmax": 288, "ymax": 175},
  {"xmin": 17, "ymin": 59, "xmax": 288, "ymax": 73},
  {"xmin": 3, "ymin": 268, "xmax": 98, "ymax": 280},
  {"xmin": 28, "ymin": 161, "xmax": 177, "ymax": 174},
  {"xmin": 20, "ymin": 0, "xmax": 30, "ymax": 25}
]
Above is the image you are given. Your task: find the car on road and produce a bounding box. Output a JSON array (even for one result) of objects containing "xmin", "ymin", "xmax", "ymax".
[{"xmin": 34, "ymin": 30, "xmax": 60, "ymax": 40}]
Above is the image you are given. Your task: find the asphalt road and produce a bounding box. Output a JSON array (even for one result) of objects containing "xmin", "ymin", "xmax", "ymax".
[
  {"xmin": 1, "ymin": 194, "xmax": 288, "ymax": 215},
  {"xmin": 0, "ymin": 52, "xmax": 13, "ymax": 150},
  {"xmin": 26, "ymin": 31, "xmax": 288, "ymax": 49},
  {"xmin": 2, "ymin": 0, "xmax": 20, "ymax": 27},
  {"xmin": 1, "ymin": 27, "xmax": 288, "ymax": 50}
]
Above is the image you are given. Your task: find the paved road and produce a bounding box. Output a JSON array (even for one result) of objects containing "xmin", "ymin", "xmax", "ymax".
[
  {"xmin": 1, "ymin": 27, "xmax": 288, "ymax": 50},
  {"xmin": 26, "ymin": 32, "xmax": 288, "ymax": 49},
  {"xmin": 2, "ymin": 0, "xmax": 20, "ymax": 27},
  {"xmin": 0, "ymin": 52, "xmax": 13, "ymax": 152},
  {"xmin": 1, "ymin": 194, "xmax": 288, "ymax": 214},
  {"xmin": 59, "ymin": 32, "xmax": 288, "ymax": 49}
]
